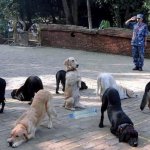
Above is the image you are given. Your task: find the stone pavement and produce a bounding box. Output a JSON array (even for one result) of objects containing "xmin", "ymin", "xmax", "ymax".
[{"xmin": 0, "ymin": 45, "xmax": 150, "ymax": 150}]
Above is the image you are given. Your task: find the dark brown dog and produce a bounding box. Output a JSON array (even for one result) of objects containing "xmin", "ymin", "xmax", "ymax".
[
  {"xmin": 56, "ymin": 70, "xmax": 88, "ymax": 94},
  {"xmin": 99, "ymin": 88, "xmax": 138, "ymax": 147},
  {"xmin": 140, "ymin": 82, "xmax": 150, "ymax": 111},
  {"xmin": 0, "ymin": 78, "xmax": 6, "ymax": 113},
  {"xmin": 11, "ymin": 76, "xmax": 43, "ymax": 104}
]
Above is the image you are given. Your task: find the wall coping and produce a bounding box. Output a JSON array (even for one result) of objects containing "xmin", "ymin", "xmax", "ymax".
[{"xmin": 40, "ymin": 24, "xmax": 150, "ymax": 41}]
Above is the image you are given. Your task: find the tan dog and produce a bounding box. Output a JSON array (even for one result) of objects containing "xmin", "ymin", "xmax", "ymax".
[
  {"xmin": 64, "ymin": 57, "xmax": 85, "ymax": 110},
  {"xmin": 7, "ymin": 90, "xmax": 57, "ymax": 148},
  {"xmin": 97, "ymin": 73, "xmax": 137, "ymax": 99}
]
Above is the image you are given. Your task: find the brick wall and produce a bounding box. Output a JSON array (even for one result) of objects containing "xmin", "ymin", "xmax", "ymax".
[{"xmin": 40, "ymin": 24, "xmax": 150, "ymax": 57}]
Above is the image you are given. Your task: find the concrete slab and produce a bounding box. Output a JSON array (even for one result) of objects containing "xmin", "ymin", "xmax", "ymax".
[{"xmin": 0, "ymin": 45, "xmax": 150, "ymax": 149}]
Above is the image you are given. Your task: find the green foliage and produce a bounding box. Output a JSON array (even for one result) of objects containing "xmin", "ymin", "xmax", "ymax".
[
  {"xmin": 0, "ymin": 0, "xmax": 19, "ymax": 20},
  {"xmin": 99, "ymin": 20, "xmax": 110, "ymax": 29},
  {"xmin": 0, "ymin": 0, "xmax": 149, "ymax": 28},
  {"xmin": 95, "ymin": 0, "xmax": 149, "ymax": 27}
]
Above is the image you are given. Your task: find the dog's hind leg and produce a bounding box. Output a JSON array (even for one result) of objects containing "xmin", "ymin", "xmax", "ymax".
[
  {"xmin": 56, "ymin": 79, "xmax": 61, "ymax": 94},
  {"xmin": 46, "ymin": 101, "xmax": 57, "ymax": 128},
  {"xmin": 147, "ymin": 91, "xmax": 150, "ymax": 109},
  {"xmin": 61, "ymin": 80, "xmax": 65, "ymax": 92},
  {"xmin": 73, "ymin": 90, "xmax": 85, "ymax": 109},
  {"xmin": 0, "ymin": 100, "xmax": 5, "ymax": 113},
  {"xmin": 140, "ymin": 92, "xmax": 148, "ymax": 111}
]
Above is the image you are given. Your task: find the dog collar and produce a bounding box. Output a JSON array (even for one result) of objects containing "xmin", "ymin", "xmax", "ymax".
[
  {"xmin": 117, "ymin": 123, "xmax": 133, "ymax": 133},
  {"xmin": 66, "ymin": 68, "xmax": 77, "ymax": 72}
]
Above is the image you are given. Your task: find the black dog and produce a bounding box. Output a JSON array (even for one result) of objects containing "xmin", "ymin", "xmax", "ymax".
[
  {"xmin": 99, "ymin": 88, "xmax": 138, "ymax": 147},
  {"xmin": 11, "ymin": 76, "xmax": 43, "ymax": 104},
  {"xmin": 0, "ymin": 78, "xmax": 6, "ymax": 113},
  {"xmin": 56, "ymin": 70, "xmax": 88, "ymax": 94},
  {"xmin": 140, "ymin": 82, "xmax": 150, "ymax": 111}
]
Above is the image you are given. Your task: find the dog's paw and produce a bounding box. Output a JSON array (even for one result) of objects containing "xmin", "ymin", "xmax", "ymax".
[
  {"xmin": 75, "ymin": 103, "xmax": 86, "ymax": 109},
  {"xmin": 28, "ymin": 102, "xmax": 32, "ymax": 105},
  {"xmin": 12, "ymin": 142, "xmax": 20, "ymax": 148},
  {"xmin": 48, "ymin": 122, "xmax": 53, "ymax": 129},
  {"xmin": 0, "ymin": 109, "xmax": 3, "ymax": 113},
  {"xmin": 99, "ymin": 123, "xmax": 104, "ymax": 128},
  {"xmin": 65, "ymin": 106, "xmax": 75, "ymax": 111}
]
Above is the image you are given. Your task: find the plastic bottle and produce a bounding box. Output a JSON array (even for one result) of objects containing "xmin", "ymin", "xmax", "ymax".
[{"xmin": 69, "ymin": 108, "xmax": 98, "ymax": 119}]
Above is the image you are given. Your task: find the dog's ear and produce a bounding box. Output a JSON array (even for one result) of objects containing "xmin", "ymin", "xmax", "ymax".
[
  {"xmin": 64, "ymin": 58, "xmax": 69, "ymax": 66},
  {"xmin": 23, "ymin": 132, "xmax": 28, "ymax": 141},
  {"xmin": 119, "ymin": 131, "xmax": 126, "ymax": 142}
]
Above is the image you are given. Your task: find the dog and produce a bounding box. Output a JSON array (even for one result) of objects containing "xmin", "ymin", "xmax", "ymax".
[
  {"xmin": 140, "ymin": 82, "xmax": 150, "ymax": 110},
  {"xmin": 99, "ymin": 88, "xmax": 138, "ymax": 147},
  {"xmin": 0, "ymin": 78, "xmax": 6, "ymax": 113},
  {"xmin": 7, "ymin": 90, "xmax": 57, "ymax": 148},
  {"xmin": 63, "ymin": 57, "xmax": 85, "ymax": 110},
  {"xmin": 97, "ymin": 73, "xmax": 136, "ymax": 99},
  {"xmin": 11, "ymin": 76, "xmax": 43, "ymax": 104},
  {"xmin": 56, "ymin": 70, "xmax": 88, "ymax": 94}
]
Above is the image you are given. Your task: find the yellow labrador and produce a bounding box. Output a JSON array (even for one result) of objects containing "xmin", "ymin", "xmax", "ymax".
[
  {"xmin": 7, "ymin": 90, "xmax": 57, "ymax": 148},
  {"xmin": 64, "ymin": 57, "xmax": 85, "ymax": 110}
]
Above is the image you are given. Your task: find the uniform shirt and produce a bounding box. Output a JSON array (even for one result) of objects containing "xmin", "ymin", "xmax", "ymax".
[{"xmin": 126, "ymin": 22, "xmax": 148, "ymax": 46}]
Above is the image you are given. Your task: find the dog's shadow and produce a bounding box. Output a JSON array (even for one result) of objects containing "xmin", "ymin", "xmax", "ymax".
[
  {"xmin": 80, "ymin": 88, "xmax": 96, "ymax": 96},
  {"xmin": 141, "ymin": 110, "xmax": 150, "ymax": 115}
]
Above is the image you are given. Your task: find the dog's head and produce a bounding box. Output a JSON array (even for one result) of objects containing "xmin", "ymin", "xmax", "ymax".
[
  {"xmin": 118, "ymin": 124, "xmax": 138, "ymax": 147},
  {"xmin": 7, "ymin": 124, "xmax": 28, "ymax": 148},
  {"xmin": 80, "ymin": 81, "xmax": 88, "ymax": 90},
  {"xmin": 64, "ymin": 57, "xmax": 79, "ymax": 71},
  {"xmin": 126, "ymin": 89, "xmax": 137, "ymax": 98},
  {"xmin": 11, "ymin": 89, "xmax": 24, "ymax": 101}
]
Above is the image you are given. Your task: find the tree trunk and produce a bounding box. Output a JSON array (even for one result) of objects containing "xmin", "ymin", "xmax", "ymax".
[
  {"xmin": 62, "ymin": 0, "xmax": 72, "ymax": 24},
  {"xmin": 87, "ymin": 0, "xmax": 92, "ymax": 29},
  {"xmin": 71, "ymin": 0, "xmax": 78, "ymax": 25}
]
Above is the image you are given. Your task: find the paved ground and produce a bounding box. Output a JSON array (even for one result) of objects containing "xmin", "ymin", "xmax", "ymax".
[{"xmin": 0, "ymin": 45, "xmax": 150, "ymax": 150}]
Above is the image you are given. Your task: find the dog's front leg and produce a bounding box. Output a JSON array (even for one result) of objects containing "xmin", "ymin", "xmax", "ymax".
[
  {"xmin": 0, "ymin": 101, "xmax": 5, "ymax": 113},
  {"xmin": 77, "ymin": 76, "xmax": 81, "ymax": 88},
  {"xmin": 99, "ymin": 110, "xmax": 104, "ymax": 128},
  {"xmin": 99, "ymin": 101, "xmax": 108, "ymax": 128},
  {"xmin": 78, "ymin": 81, "xmax": 81, "ymax": 88},
  {"xmin": 11, "ymin": 139, "xmax": 26, "ymax": 148},
  {"xmin": 110, "ymin": 125, "xmax": 117, "ymax": 135},
  {"xmin": 27, "ymin": 132, "xmax": 35, "ymax": 139}
]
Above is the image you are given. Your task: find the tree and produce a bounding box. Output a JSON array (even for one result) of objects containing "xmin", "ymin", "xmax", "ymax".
[
  {"xmin": 61, "ymin": 0, "xmax": 79, "ymax": 25},
  {"xmin": 96, "ymin": 0, "xmax": 146, "ymax": 27},
  {"xmin": 62, "ymin": 0, "xmax": 72, "ymax": 24},
  {"xmin": 87, "ymin": 0, "xmax": 92, "ymax": 29}
]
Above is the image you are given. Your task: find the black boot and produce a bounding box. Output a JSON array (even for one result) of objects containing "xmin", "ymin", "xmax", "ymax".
[
  {"xmin": 132, "ymin": 67, "xmax": 139, "ymax": 70},
  {"xmin": 139, "ymin": 67, "xmax": 143, "ymax": 71}
]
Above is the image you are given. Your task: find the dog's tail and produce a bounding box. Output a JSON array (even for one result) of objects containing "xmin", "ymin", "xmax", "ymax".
[{"xmin": 140, "ymin": 92, "xmax": 147, "ymax": 111}]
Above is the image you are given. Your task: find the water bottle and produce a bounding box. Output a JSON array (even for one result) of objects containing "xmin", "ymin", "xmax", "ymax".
[{"xmin": 69, "ymin": 108, "xmax": 98, "ymax": 119}]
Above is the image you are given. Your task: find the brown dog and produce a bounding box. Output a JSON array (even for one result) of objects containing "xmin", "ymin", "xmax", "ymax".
[{"xmin": 7, "ymin": 90, "xmax": 57, "ymax": 148}]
